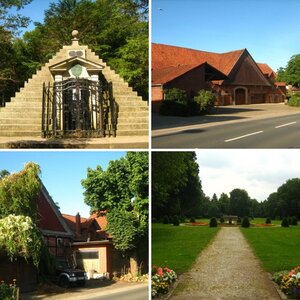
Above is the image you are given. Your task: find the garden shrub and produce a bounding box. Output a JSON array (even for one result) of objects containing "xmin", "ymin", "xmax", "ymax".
[
  {"xmin": 162, "ymin": 215, "xmax": 169, "ymax": 224},
  {"xmin": 237, "ymin": 217, "xmax": 241, "ymax": 224},
  {"xmin": 193, "ymin": 90, "xmax": 215, "ymax": 113},
  {"xmin": 164, "ymin": 88, "xmax": 188, "ymax": 103},
  {"xmin": 292, "ymin": 216, "xmax": 298, "ymax": 226},
  {"xmin": 159, "ymin": 100, "xmax": 191, "ymax": 116},
  {"xmin": 281, "ymin": 218, "xmax": 289, "ymax": 227},
  {"xmin": 288, "ymin": 93, "xmax": 300, "ymax": 107},
  {"xmin": 190, "ymin": 217, "xmax": 196, "ymax": 223},
  {"xmin": 220, "ymin": 217, "xmax": 225, "ymax": 224},
  {"xmin": 265, "ymin": 218, "xmax": 272, "ymax": 224},
  {"xmin": 241, "ymin": 217, "xmax": 250, "ymax": 228},
  {"xmin": 172, "ymin": 216, "xmax": 180, "ymax": 226},
  {"xmin": 209, "ymin": 217, "xmax": 218, "ymax": 227}
]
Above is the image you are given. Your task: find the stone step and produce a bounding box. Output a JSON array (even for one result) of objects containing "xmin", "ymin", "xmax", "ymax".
[
  {"xmin": 117, "ymin": 123, "xmax": 148, "ymax": 130},
  {"xmin": 117, "ymin": 106, "xmax": 148, "ymax": 112},
  {"xmin": 118, "ymin": 111, "xmax": 148, "ymax": 118},
  {"xmin": 0, "ymin": 124, "xmax": 41, "ymax": 131},
  {"xmin": 0, "ymin": 131, "xmax": 41, "ymax": 137},
  {"xmin": 0, "ymin": 111, "xmax": 41, "ymax": 118},
  {"xmin": 4, "ymin": 102, "xmax": 41, "ymax": 109},
  {"xmin": 117, "ymin": 129, "xmax": 148, "ymax": 136},
  {"xmin": 117, "ymin": 116, "xmax": 148, "ymax": 123},
  {"xmin": 0, "ymin": 118, "xmax": 41, "ymax": 125}
]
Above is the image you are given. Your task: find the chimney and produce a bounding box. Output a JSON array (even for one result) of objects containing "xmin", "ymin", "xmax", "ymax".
[{"xmin": 75, "ymin": 213, "xmax": 81, "ymax": 237}]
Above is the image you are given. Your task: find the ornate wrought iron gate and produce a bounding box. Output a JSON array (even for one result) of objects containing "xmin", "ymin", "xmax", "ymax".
[{"xmin": 42, "ymin": 78, "xmax": 117, "ymax": 137}]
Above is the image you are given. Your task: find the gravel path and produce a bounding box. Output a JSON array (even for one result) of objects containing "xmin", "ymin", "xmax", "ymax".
[{"xmin": 171, "ymin": 227, "xmax": 281, "ymax": 300}]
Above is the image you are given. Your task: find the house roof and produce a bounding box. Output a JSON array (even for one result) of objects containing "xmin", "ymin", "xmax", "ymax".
[
  {"xmin": 257, "ymin": 63, "xmax": 276, "ymax": 78},
  {"xmin": 275, "ymin": 82, "xmax": 286, "ymax": 87},
  {"xmin": 152, "ymin": 43, "xmax": 244, "ymax": 76},
  {"xmin": 152, "ymin": 64, "xmax": 202, "ymax": 84}
]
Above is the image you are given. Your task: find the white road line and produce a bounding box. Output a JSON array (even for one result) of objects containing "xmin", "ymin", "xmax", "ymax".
[
  {"xmin": 275, "ymin": 121, "xmax": 297, "ymax": 129},
  {"xmin": 224, "ymin": 131, "xmax": 264, "ymax": 142}
]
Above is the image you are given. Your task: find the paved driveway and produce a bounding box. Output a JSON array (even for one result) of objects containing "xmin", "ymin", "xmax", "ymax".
[{"xmin": 21, "ymin": 280, "xmax": 148, "ymax": 300}]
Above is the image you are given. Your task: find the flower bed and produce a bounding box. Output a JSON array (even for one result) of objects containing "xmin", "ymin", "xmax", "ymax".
[
  {"xmin": 184, "ymin": 222, "xmax": 208, "ymax": 226},
  {"xmin": 152, "ymin": 266, "xmax": 177, "ymax": 298},
  {"xmin": 273, "ymin": 266, "xmax": 300, "ymax": 298},
  {"xmin": 0, "ymin": 279, "xmax": 18, "ymax": 300}
]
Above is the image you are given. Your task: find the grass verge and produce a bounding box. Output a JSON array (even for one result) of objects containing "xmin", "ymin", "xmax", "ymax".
[
  {"xmin": 152, "ymin": 223, "xmax": 219, "ymax": 274},
  {"xmin": 241, "ymin": 226, "xmax": 300, "ymax": 273}
]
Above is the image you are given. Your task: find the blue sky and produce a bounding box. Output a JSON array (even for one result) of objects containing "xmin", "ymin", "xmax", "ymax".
[
  {"xmin": 9, "ymin": 0, "xmax": 59, "ymax": 34},
  {"xmin": 0, "ymin": 151, "xmax": 126, "ymax": 217},
  {"xmin": 152, "ymin": 0, "xmax": 300, "ymax": 71}
]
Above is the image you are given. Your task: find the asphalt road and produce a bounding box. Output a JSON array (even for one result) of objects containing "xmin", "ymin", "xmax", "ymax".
[
  {"xmin": 152, "ymin": 113, "xmax": 300, "ymax": 148},
  {"xmin": 84, "ymin": 285, "xmax": 148, "ymax": 300}
]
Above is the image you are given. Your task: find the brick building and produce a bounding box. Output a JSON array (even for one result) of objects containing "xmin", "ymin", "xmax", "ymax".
[{"xmin": 152, "ymin": 43, "xmax": 286, "ymax": 109}]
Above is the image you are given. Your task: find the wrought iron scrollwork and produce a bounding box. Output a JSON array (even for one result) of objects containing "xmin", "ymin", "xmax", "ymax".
[{"xmin": 42, "ymin": 78, "xmax": 117, "ymax": 138}]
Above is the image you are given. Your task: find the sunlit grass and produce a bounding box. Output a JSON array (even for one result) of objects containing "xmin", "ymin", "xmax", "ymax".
[
  {"xmin": 241, "ymin": 226, "xmax": 300, "ymax": 273},
  {"xmin": 152, "ymin": 223, "xmax": 219, "ymax": 274}
]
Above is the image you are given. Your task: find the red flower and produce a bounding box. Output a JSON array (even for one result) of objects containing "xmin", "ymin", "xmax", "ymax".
[{"xmin": 157, "ymin": 267, "xmax": 163, "ymax": 276}]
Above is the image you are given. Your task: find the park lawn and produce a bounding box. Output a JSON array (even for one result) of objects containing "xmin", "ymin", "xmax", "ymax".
[
  {"xmin": 250, "ymin": 218, "xmax": 282, "ymax": 225},
  {"xmin": 241, "ymin": 226, "xmax": 300, "ymax": 273},
  {"xmin": 152, "ymin": 223, "xmax": 219, "ymax": 274}
]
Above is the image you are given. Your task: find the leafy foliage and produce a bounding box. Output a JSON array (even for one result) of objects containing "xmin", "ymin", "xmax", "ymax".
[
  {"xmin": 288, "ymin": 93, "xmax": 300, "ymax": 106},
  {"xmin": 81, "ymin": 152, "xmax": 148, "ymax": 270},
  {"xmin": 152, "ymin": 152, "xmax": 204, "ymax": 219},
  {"xmin": 0, "ymin": 162, "xmax": 41, "ymax": 222},
  {"xmin": 160, "ymin": 88, "xmax": 215, "ymax": 116},
  {"xmin": 265, "ymin": 218, "xmax": 271, "ymax": 224},
  {"xmin": 277, "ymin": 54, "xmax": 300, "ymax": 87},
  {"xmin": 193, "ymin": 89, "xmax": 215, "ymax": 112},
  {"xmin": 0, "ymin": 214, "xmax": 43, "ymax": 267}
]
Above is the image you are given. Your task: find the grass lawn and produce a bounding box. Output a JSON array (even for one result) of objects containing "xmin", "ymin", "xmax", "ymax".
[
  {"xmin": 241, "ymin": 226, "xmax": 300, "ymax": 273},
  {"xmin": 152, "ymin": 223, "xmax": 219, "ymax": 274},
  {"xmin": 250, "ymin": 218, "xmax": 282, "ymax": 225}
]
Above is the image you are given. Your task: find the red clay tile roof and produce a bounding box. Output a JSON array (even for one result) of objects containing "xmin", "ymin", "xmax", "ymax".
[
  {"xmin": 152, "ymin": 43, "xmax": 244, "ymax": 76},
  {"xmin": 275, "ymin": 82, "xmax": 286, "ymax": 87},
  {"xmin": 257, "ymin": 63, "xmax": 276, "ymax": 78},
  {"xmin": 152, "ymin": 63, "xmax": 204, "ymax": 84}
]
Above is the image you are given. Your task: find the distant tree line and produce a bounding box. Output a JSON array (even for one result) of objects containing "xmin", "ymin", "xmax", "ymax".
[
  {"xmin": 0, "ymin": 0, "xmax": 148, "ymax": 106},
  {"xmin": 152, "ymin": 152, "xmax": 300, "ymax": 221}
]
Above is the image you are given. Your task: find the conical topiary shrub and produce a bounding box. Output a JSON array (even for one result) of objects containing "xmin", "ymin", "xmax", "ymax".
[
  {"xmin": 241, "ymin": 217, "xmax": 250, "ymax": 228},
  {"xmin": 190, "ymin": 217, "xmax": 196, "ymax": 223},
  {"xmin": 265, "ymin": 217, "xmax": 271, "ymax": 224},
  {"xmin": 209, "ymin": 217, "xmax": 218, "ymax": 227},
  {"xmin": 281, "ymin": 218, "xmax": 289, "ymax": 227}
]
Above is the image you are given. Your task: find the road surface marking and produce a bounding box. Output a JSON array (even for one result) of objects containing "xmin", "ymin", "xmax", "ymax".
[
  {"xmin": 224, "ymin": 131, "xmax": 264, "ymax": 142},
  {"xmin": 275, "ymin": 121, "xmax": 297, "ymax": 129}
]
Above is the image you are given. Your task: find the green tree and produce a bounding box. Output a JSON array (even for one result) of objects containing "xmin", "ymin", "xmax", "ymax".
[
  {"xmin": 81, "ymin": 152, "xmax": 148, "ymax": 275},
  {"xmin": 219, "ymin": 193, "xmax": 230, "ymax": 215},
  {"xmin": 229, "ymin": 189, "xmax": 251, "ymax": 217},
  {"xmin": 277, "ymin": 54, "xmax": 300, "ymax": 87},
  {"xmin": 0, "ymin": 0, "xmax": 33, "ymax": 104},
  {"xmin": 152, "ymin": 152, "xmax": 204, "ymax": 218},
  {"xmin": 0, "ymin": 162, "xmax": 41, "ymax": 222}
]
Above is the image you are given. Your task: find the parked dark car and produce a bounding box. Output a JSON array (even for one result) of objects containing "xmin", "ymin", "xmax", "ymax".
[{"xmin": 55, "ymin": 260, "xmax": 87, "ymax": 287}]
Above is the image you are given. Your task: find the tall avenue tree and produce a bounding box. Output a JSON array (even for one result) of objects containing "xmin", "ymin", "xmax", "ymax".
[{"xmin": 81, "ymin": 152, "xmax": 148, "ymax": 275}]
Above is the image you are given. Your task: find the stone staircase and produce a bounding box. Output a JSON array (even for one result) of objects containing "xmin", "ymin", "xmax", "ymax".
[{"xmin": 0, "ymin": 44, "xmax": 148, "ymax": 139}]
